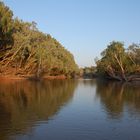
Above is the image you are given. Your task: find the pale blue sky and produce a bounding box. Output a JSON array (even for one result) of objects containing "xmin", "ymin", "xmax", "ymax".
[{"xmin": 4, "ymin": 0, "xmax": 140, "ymax": 67}]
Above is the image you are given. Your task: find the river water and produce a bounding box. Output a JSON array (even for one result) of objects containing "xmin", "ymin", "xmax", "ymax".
[{"xmin": 0, "ymin": 79, "xmax": 140, "ymax": 140}]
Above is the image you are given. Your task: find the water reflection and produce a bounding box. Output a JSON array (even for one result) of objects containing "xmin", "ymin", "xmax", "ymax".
[
  {"xmin": 0, "ymin": 80, "xmax": 77, "ymax": 140},
  {"xmin": 78, "ymin": 79, "xmax": 96, "ymax": 88},
  {"xmin": 96, "ymin": 80, "xmax": 140, "ymax": 119},
  {"xmin": 0, "ymin": 79, "xmax": 140, "ymax": 140}
]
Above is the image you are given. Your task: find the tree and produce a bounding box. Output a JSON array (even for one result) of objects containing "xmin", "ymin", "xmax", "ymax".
[
  {"xmin": 0, "ymin": 2, "xmax": 13, "ymax": 52},
  {"xmin": 127, "ymin": 44, "xmax": 140, "ymax": 66},
  {"xmin": 0, "ymin": 17, "xmax": 78, "ymax": 77},
  {"xmin": 96, "ymin": 41, "xmax": 140, "ymax": 81},
  {"xmin": 97, "ymin": 41, "xmax": 126, "ymax": 80}
]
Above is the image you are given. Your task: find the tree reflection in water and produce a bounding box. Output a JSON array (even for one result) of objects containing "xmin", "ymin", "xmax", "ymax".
[
  {"xmin": 0, "ymin": 80, "xmax": 78, "ymax": 140},
  {"xmin": 96, "ymin": 79, "xmax": 140, "ymax": 119}
]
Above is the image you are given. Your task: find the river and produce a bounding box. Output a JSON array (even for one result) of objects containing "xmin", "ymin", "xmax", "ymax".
[{"xmin": 0, "ymin": 79, "xmax": 140, "ymax": 140}]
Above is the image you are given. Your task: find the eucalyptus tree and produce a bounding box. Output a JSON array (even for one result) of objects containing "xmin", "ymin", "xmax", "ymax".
[
  {"xmin": 0, "ymin": 2, "xmax": 13, "ymax": 53},
  {"xmin": 96, "ymin": 41, "xmax": 140, "ymax": 81}
]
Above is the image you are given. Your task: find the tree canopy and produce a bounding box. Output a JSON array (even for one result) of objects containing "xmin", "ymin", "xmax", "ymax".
[
  {"xmin": 0, "ymin": 2, "xmax": 78, "ymax": 78},
  {"xmin": 96, "ymin": 41, "xmax": 140, "ymax": 81},
  {"xmin": 0, "ymin": 2, "xmax": 13, "ymax": 52}
]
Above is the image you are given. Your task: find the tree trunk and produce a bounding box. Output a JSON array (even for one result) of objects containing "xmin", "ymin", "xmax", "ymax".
[{"xmin": 114, "ymin": 54, "xmax": 127, "ymax": 81}]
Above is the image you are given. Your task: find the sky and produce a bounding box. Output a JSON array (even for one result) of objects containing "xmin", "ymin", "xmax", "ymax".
[{"xmin": 3, "ymin": 0, "xmax": 140, "ymax": 67}]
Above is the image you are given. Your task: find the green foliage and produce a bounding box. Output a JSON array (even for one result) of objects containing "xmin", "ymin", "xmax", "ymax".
[
  {"xmin": 0, "ymin": 3, "xmax": 78, "ymax": 77},
  {"xmin": 97, "ymin": 42, "xmax": 125, "ymax": 72},
  {"xmin": 96, "ymin": 41, "xmax": 140, "ymax": 80},
  {"xmin": 0, "ymin": 2, "xmax": 13, "ymax": 51}
]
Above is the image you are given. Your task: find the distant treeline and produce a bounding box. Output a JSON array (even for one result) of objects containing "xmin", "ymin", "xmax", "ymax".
[
  {"xmin": 79, "ymin": 66, "xmax": 96, "ymax": 78},
  {"xmin": 0, "ymin": 2, "xmax": 78, "ymax": 78}
]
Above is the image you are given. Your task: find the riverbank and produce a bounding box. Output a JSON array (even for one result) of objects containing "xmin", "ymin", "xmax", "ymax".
[{"xmin": 0, "ymin": 75, "xmax": 66, "ymax": 80}]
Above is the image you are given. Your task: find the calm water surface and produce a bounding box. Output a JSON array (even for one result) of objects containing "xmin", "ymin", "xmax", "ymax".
[{"xmin": 0, "ymin": 79, "xmax": 140, "ymax": 140}]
